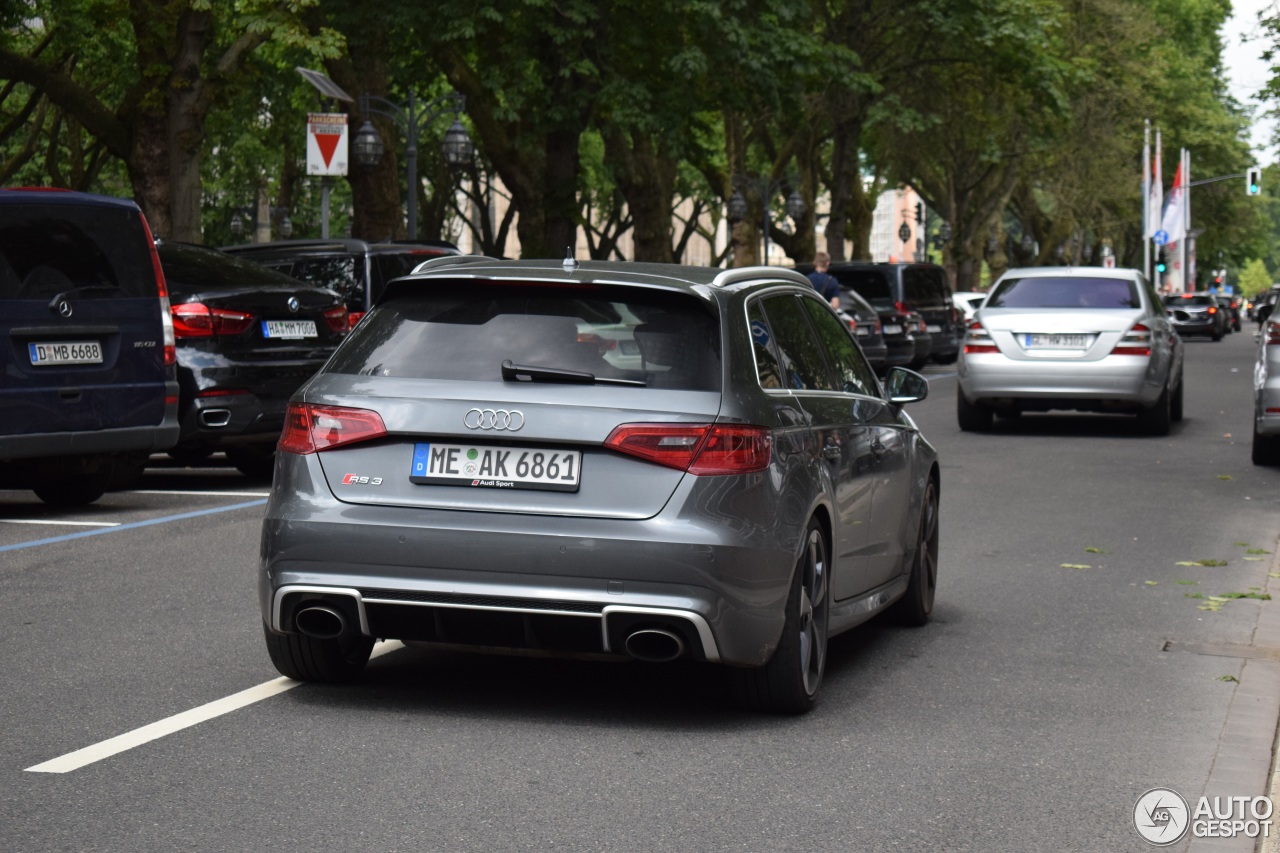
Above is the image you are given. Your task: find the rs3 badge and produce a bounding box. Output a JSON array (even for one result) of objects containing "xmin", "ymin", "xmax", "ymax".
[{"xmin": 341, "ymin": 473, "xmax": 383, "ymax": 485}]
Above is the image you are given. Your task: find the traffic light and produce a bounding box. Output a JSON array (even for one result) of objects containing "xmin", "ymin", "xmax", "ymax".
[
  {"xmin": 1156, "ymin": 250, "xmax": 1167, "ymax": 274},
  {"xmin": 1247, "ymin": 166, "xmax": 1262, "ymax": 196},
  {"xmin": 914, "ymin": 202, "xmax": 923, "ymax": 224}
]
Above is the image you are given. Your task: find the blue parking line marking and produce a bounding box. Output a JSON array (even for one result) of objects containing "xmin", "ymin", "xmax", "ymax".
[{"xmin": 0, "ymin": 499, "xmax": 267, "ymax": 553}]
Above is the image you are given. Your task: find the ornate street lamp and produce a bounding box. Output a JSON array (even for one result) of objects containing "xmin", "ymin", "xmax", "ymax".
[{"xmin": 355, "ymin": 90, "xmax": 473, "ymax": 238}]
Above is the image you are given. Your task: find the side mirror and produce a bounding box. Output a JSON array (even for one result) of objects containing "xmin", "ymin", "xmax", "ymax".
[{"xmin": 883, "ymin": 366, "xmax": 928, "ymax": 405}]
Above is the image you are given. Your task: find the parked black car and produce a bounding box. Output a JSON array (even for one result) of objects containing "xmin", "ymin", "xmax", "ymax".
[
  {"xmin": 1165, "ymin": 292, "xmax": 1228, "ymax": 341},
  {"xmin": 221, "ymin": 238, "xmax": 461, "ymax": 327},
  {"xmin": 158, "ymin": 241, "xmax": 349, "ymax": 477},
  {"xmin": 0, "ymin": 188, "xmax": 179, "ymax": 504},
  {"xmin": 834, "ymin": 288, "xmax": 888, "ymax": 374},
  {"xmin": 820, "ymin": 262, "xmax": 960, "ymax": 367}
]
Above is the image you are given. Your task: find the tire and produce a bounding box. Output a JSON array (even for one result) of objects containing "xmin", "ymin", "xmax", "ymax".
[
  {"xmin": 957, "ymin": 391, "xmax": 994, "ymax": 432},
  {"xmin": 1212, "ymin": 329, "xmax": 1223, "ymax": 341},
  {"xmin": 731, "ymin": 519, "xmax": 830, "ymax": 714},
  {"xmin": 1170, "ymin": 372, "xmax": 1184, "ymax": 423},
  {"xmin": 263, "ymin": 622, "xmax": 374, "ymax": 682},
  {"xmin": 1253, "ymin": 422, "xmax": 1280, "ymax": 466},
  {"xmin": 168, "ymin": 443, "xmax": 214, "ymax": 465},
  {"xmin": 1136, "ymin": 384, "xmax": 1172, "ymax": 436},
  {"xmin": 891, "ymin": 478, "xmax": 939, "ymax": 627},
  {"xmin": 225, "ymin": 445, "xmax": 276, "ymax": 479},
  {"xmin": 33, "ymin": 472, "xmax": 110, "ymax": 506}
]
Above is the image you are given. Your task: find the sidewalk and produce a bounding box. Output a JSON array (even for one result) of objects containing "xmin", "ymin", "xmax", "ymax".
[{"xmin": 1187, "ymin": 533, "xmax": 1280, "ymax": 853}]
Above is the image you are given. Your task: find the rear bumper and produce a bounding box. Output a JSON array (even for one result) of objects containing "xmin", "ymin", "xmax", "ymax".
[
  {"xmin": 258, "ymin": 457, "xmax": 800, "ymax": 668},
  {"xmin": 959, "ymin": 354, "xmax": 1162, "ymax": 408},
  {"xmin": 0, "ymin": 402, "xmax": 179, "ymax": 461}
]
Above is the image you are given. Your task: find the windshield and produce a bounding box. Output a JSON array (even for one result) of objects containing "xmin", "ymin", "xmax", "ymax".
[{"xmin": 987, "ymin": 276, "xmax": 1141, "ymax": 309}]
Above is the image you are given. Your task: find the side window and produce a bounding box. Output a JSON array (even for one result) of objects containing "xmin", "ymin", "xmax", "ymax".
[
  {"xmin": 761, "ymin": 294, "xmax": 837, "ymax": 391},
  {"xmin": 291, "ymin": 257, "xmax": 362, "ymax": 307},
  {"xmin": 904, "ymin": 268, "xmax": 944, "ymax": 308},
  {"xmin": 747, "ymin": 300, "xmax": 786, "ymax": 389},
  {"xmin": 800, "ymin": 296, "xmax": 879, "ymax": 397}
]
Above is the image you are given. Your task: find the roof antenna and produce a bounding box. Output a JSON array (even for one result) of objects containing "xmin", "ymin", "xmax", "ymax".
[{"xmin": 563, "ymin": 246, "xmax": 578, "ymax": 272}]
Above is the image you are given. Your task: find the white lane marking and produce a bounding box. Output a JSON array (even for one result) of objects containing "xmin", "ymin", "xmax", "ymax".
[
  {"xmin": 130, "ymin": 490, "xmax": 271, "ymax": 498},
  {"xmin": 25, "ymin": 640, "xmax": 403, "ymax": 773},
  {"xmin": 0, "ymin": 519, "xmax": 120, "ymax": 527}
]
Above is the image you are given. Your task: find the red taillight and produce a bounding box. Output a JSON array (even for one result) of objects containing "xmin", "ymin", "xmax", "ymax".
[
  {"xmin": 1207, "ymin": 306, "xmax": 1217, "ymax": 315},
  {"xmin": 170, "ymin": 302, "xmax": 254, "ymax": 337},
  {"xmin": 895, "ymin": 301, "xmax": 909, "ymax": 314},
  {"xmin": 323, "ymin": 305, "xmax": 349, "ymax": 334},
  {"xmin": 278, "ymin": 403, "xmax": 388, "ymax": 455},
  {"xmin": 963, "ymin": 319, "xmax": 998, "ymax": 354},
  {"xmin": 604, "ymin": 424, "xmax": 771, "ymax": 475},
  {"xmin": 1111, "ymin": 322, "xmax": 1152, "ymax": 356},
  {"xmin": 577, "ymin": 332, "xmax": 617, "ymax": 352},
  {"xmin": 348, "ymin": 310, "xmax": 365, "ymax": 329},
  {"xmin": 139, "ymin": 214, "xmax": 177, "ymax": 366},
  {"xmin": 1266, "ymin": 322, "xmax": 1280, "ymax": 345}
]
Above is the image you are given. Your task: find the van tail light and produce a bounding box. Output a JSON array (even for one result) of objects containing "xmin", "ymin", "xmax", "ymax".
[
  {"xmin": 348, "ymin": 310, "xmax": 365, "ymax": 329},
  {"xmin": 278, "ymin": 403, "xmax": 388, "ymax": 454},
  {"xmin": 323, "ymin": 305, "xmax": 349, "ymax": 334},
  {"xmin": 604, "ymin": 423, "xmax": 771, "ymax": 475},
  {"xmin": 963, "ymin": 319, "xmax": 998, "ymax": 354},
  {"xmin": 139, "ymin": 214, "xmax": 177, "ymax": 366},
  {"xmin": 1111, "ymin": 322, "xmax": 1152, "ymax": 356},
  {"xmin": 171, "ymin": 302, "xmax": 255, "ymax": 337}
]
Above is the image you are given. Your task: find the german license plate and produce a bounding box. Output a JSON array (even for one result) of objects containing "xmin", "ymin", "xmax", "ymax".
[
  {"xmin": 410, "ymin": 442, "xmax": 581, "ymax": 492},
  {"xmin": 262, "ymin": 319, "xmax": 317, "ymax": 339},
  {"xmin": 926, "ymin": 324, "xmax": 942, "ymax": 333},
  {"xmin": 28, "ymin": 341, "xmax": 102, "ymax": 366},
  {"xmin": 882, "ymin": 324, "xmax": 902, "ymax": 335},
  {"xmin": 1024, "ymin": 333, "xmax": 1089, "ymax": 349}
]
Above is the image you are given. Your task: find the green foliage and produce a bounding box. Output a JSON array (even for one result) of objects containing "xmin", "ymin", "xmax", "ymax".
[{"xmin": 1238, "ymin": 258, "xmax": 1273, "ymax": 297}]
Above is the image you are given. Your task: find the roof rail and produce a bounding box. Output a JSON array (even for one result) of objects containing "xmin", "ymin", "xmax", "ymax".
[
  {"xmin": 410, "ymin": 254, "xmax": 499, "ymax": 274},
  {"xmin": 710, "ymin": 266, "xmax": 810, "ymax": 288}
]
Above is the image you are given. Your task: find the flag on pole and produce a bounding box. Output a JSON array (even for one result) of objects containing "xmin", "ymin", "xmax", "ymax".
[
  {"xmin": 1145, "ymin": 131, "xmax": 1163, "ymax": 239},
  {"xmin": 1161, "ymin": 154, "xmax": 1186, "ymax": 243}
]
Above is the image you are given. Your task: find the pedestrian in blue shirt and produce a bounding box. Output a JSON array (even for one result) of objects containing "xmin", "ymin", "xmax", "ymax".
[{"xmin": 806, "ymin": 252, "xmax": 840, "ymax": 309}]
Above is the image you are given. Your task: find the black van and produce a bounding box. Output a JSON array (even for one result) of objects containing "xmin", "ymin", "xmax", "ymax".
[
  {"xmin": 826, "ymin": 262, "xmax": 961, "ymax": 365},
  {"xmin": 0, "ymin": 189, "xmax": 179, "ymax": 504}
]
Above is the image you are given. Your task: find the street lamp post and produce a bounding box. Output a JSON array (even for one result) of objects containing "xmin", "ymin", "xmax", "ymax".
[
  {"xmin": 353, "ymin": 90, "xmax": 474, "ymax": 239},
  {"xmin": 726, "ymin": 177, "xmax": 805, "ymax": 266}
]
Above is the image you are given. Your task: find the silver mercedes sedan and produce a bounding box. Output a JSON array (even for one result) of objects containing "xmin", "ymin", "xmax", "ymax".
[
  {"xmin": 1255, "ymin": 304, "xmax": 1280, "ymax": 465},
  {"xmin": 258, "ymin": 258, "xmax": 941, "ymax": 713},
  {"xmin": 957, "ymin": 266, "xmax": 1183, "ymax": 434}
]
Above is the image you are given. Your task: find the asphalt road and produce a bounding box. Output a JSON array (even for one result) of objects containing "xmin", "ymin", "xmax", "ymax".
[{"xmin": 1, "ymin": 328, "xmax": 1277, "ymax": 852}]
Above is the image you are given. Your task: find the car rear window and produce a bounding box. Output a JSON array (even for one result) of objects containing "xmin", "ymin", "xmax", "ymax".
[
  {"xmin": 159, "ymin": 243, "xmax": 307, "ymax": 295},
  {"xmin": 829, "ymin": 269, "xmax": 893, "ymax": 308},
  {"xmin": 0, "ymin": 203, "xmax": 154, "ymax": 299},
  {"xmin": 287, "ymin": 256, "xmax": 362, "ymax": 305},
  {"xmin": 326, "ymin": 282, "xmax": 721, "ymax": 390},
  {"xmin": 987, "ymin": 276, "xmax": 1141, "ymax": 309}
]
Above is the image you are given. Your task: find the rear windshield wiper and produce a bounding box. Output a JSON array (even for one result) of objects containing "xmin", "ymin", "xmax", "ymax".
[
  {"xmin": 47, "ymin": 284, "xmax": 126, "ymax": 309},
  {"xmin": 501, "ymin": 359, "xmax": 645, "ymax": 387}
]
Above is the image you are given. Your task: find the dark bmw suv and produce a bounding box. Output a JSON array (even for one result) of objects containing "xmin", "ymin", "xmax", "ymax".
[
  {"xmin": 222, "ymin": 238, "xmax": 462, "ymax": 327},
  {"xmin": 0, "ymin": 189, "xmax": 179, "ymax": 504}
]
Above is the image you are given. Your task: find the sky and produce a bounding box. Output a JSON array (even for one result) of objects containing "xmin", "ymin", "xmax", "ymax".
[{"xmin": 1223, "ymin": 0, "xmax": 1278, "ymax": 161}]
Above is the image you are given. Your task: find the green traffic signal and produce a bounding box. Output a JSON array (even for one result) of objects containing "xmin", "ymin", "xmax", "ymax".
[{"xmin": 1247, "ymin": 166, "xmax": 1262, "ymax": 196}]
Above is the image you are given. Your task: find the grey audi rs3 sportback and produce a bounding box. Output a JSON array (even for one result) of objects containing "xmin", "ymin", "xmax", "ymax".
[{"xmin": 259, "ymin": 256, "xmax": 940, "ymax": 713}]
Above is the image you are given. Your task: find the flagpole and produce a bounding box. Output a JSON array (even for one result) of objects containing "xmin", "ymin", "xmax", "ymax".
[
  {"xmin": 1183, "ymin": 148, "xmax": 1191, "ymax": 289},
  {"xmin": 1143, "ymin": 121, "xmax": 1151, "ymax": 279}
]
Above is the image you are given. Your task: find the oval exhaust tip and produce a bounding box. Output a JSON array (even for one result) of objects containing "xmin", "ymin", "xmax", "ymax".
[
  {"xmin": 624, "ymin": 628, "xmax": 685, "ymax": 663},
  {"xmin": 295, "ymin": 605, "xmax": 346, "ymax": 640}
]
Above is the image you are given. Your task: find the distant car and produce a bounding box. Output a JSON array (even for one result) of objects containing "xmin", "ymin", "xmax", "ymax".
[
  {"xmin": 835, "ymin": 287, "xmax": 888, "ymax": 374},
  {"xmin": 259, "ymin": 258, "xmax": 940, "ymax": 714},
  {"xmin": 1254, "ymin": 302, "xmax": 1280, "ymax": 465},
  {"xmin": 0, "ymin": 188, "xmax": 179, "ymax": 504},
  {"xmin": 157, "ymin": 241, "xmax": 349, "ymax": 477},
  {"xmin": 1166, "ymin": 293, "xmax": 1228, "ymax": 341},
  {"xmin": 1216, "ymin": 293, "xmax": 1242, "ymax": 332},
  {"xmin": 221, "ymin": 238, "xmax": 461, "ymax": 327},
  {"xmin": 952, "ymin": 291, "xmax": 986, "ymax": 321},
  {"xmin": 958, "ymin": 266, "xmax": 1183, "ymax": 434}
]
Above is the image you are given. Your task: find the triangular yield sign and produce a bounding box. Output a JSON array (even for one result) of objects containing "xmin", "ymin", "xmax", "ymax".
[{"xmin": 314, "ymin": 133, "xmax": 341, "ymax": 168}]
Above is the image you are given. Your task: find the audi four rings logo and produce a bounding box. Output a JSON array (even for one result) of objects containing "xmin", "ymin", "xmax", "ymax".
[{"xmin": 465, "ymin": 408, "xmax": 525, "ymax": 431}]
